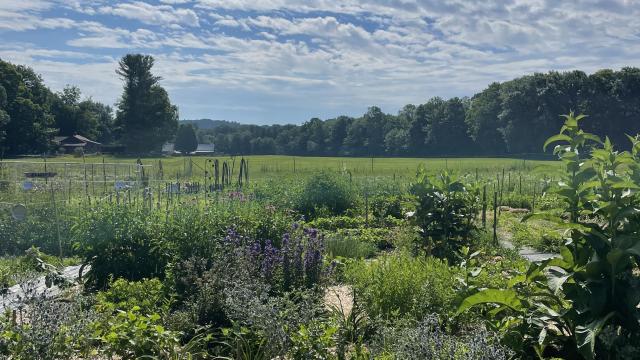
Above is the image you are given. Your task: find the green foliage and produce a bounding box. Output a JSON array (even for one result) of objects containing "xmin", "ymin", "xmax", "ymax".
[
  {"xmin": 90, "ymin": 306, "xmax": 181, "ymax": 359},
  {"xmin": 499, "ymin": 211, "xmax": 563, "ymax": 252},
  {"xmin": 296, "ymin": 172, "xmax": 357, "ymax": 218},
  {"xmin": 370, "ymin": 194, "xmax": 403, "ymax": 220},
  {"xmin": 325, "ymin": 234, "xmax": 377, "ymax": 259},
  {"xmin": 72, "ymin": 205, "xmax": 170, "ymax": 289},
  {"xmin": 411, "ymin": 168, "xmax": 479, "ymax": 259},
  {"xmin": 346, "ymin": 252, "xmax": 459, "ymax": 320},
  {"xmin": 175, "ymin": 124, "xmax": 198, "ymax": 154},
  {"xmin": 96, "ymin": 278, "xmax": 171, "ymax": 315},
  {"xmin": 307, "ymin": 215, "xmax": 367, "ymax": 231},
  {"xmin": 289, "ymin": 320, "xmax": 339, "ymax": 360},
  {"xmin": 115, "ymin": 54, "xmax": 178, "ymax": 153},
  {"xmin": 458, "ymin": 112, "xmax": 640, "ymax": 359}
]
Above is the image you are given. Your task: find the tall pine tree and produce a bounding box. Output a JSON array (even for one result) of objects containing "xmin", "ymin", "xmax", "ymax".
[
  {"xmin": 115, "ymin": 54, "xmax": 178, "ymax": 153},
  {"xmin": 174, "ymin": 124, "xmax": 198, "ymax": 154}
]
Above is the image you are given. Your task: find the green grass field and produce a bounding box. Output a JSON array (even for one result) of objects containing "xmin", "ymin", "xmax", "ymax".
[{"xmin": 1, "ymin": 154, "xmax": 560, "ymax": 181}]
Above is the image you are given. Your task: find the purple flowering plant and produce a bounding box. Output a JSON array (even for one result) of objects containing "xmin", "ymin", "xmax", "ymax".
[{"xmin": 222, "ymin": 223, "xmax": 326, "ymax": 292}]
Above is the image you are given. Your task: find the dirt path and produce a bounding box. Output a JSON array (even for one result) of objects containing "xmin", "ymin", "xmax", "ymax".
[
  {"xmin": 0, "ymin": 265, "xmax": 86, "ymax": 311},
  {"xmin": 324, "ymin": 285, "xmax": 353, "ymax": 316},
  {"xmin": 497, "ymin": 226, "xmax": 558, "ymax": 262}
]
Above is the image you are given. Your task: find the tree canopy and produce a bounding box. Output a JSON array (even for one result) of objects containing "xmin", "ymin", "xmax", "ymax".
[
  {"xmin": 174, "ymin": 124, "xmax": 198, "ymax": 154},
  {"xmin": 2, "ymin": 55, "xmax": 640, "ymax": 158},
  {"xmin": 199, "ymin": 68, "xmax": 640, "ymax": 157},
  {"xmin": 115, "ymin": 54, "xmax": 178, "ymax": 153}
]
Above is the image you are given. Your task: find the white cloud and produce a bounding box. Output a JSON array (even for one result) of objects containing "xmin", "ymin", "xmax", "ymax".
[
  {"xmin": 2, "ymin": 0, "xmax": 640, "ymax": 122},
  {"xmin": 98, "ymin": 1, "xmax": 200, "ymax": 27}
]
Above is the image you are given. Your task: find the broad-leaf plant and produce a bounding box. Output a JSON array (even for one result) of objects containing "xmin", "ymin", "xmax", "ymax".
[{"xmin": 457, "ymin": 112, "xmax": 640, "ymax": 359}]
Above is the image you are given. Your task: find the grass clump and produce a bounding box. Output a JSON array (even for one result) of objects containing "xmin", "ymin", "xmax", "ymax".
[
  {"xmin": 346, "ymin": 252, "xmax": 459, "ymax": 320},
  {"xmin": 296, "ymin": 171, "xmax": 357, "ymax": 218}
]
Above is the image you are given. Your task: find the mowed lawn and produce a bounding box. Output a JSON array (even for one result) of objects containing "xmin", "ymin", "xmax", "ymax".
[{"xmin": 2, "ymin": 155, "xmax": 560, "ymax": 182}]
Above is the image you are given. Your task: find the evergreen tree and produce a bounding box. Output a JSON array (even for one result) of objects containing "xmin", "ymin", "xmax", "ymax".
[
  {"xmin": 115, "ymin": 54, "xmax": 178, "ymax": 153},
  {"xmin": 174, "ymin": 124, "xmax": 198, "ymax": 154}
]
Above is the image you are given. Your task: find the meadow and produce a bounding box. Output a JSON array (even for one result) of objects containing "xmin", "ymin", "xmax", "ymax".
[{"xmin": 0, "ymin": 118, "xmax": 638, "ymax": 359}]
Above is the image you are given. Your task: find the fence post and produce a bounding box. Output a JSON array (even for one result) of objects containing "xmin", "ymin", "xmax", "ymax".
[
  {"xmin": 493, "ymin": 191, "xmax": 498, "ymax": 246},
  {"xmin": 482, "ymin": 184, "xmax": 487, "ymax": 229}
]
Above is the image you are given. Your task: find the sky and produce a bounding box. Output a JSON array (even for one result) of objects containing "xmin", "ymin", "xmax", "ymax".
[{"xmin": 1, "ymin": 1, "xmax": 639, "ymax": 124}]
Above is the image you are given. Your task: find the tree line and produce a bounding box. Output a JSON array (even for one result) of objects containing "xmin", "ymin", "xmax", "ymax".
[
  {"xmin": 0, "ymin": 54, "xmax": 177, "ymax": 156},
  {"xmin": 1, "ymin": 53, "xmax": 639, "ymax": 157},
  {"xmin": 201, "ymin": 68, "xmax": 640, "ymax": 156}
]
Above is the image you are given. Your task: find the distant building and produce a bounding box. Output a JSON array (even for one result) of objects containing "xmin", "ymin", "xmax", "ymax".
[
  {"xmin": 162, "ymin": 142, "xmax": 175, "ymax": 154},
  {"xmin": 162, "ymin": 142, "xmax": 215, "ymax": 155},
  {"xmin": 194, "ymin": 143, "xmax": 215, "ymax": 155},
  {"xmin": 53, "ymin": 135, "xmax": 101, "ymax": 154}
]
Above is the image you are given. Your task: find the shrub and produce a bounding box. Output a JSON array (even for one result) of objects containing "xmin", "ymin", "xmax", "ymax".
[
  {"xmin": 72, "ymin": 205, "xmax": 170, "ymax": 289},
  {"xmin": 296, "ymin": 172, "xmax": 356, "ymax": 218},
  {"xmin": 90, "ymin": 306, "xmax": 182, "ymax": 358},
  {"xmin": 372, "ymin": 316, "xmax": 512, "ymax": 359},
  {"xmin": 307, "ymin": 215, "xmax": 366, "ymax": 231},
  {"xmin": 325, "ymin": 234, "xmax": 377, "ymax": 259},
  {"xmin": 458, "ymin": 112, "xmax": 640, "ymax": 359},
  {"xmin": 411, "ymin": 169, "xmax": 479, "ymax": 260},
  {"xmin": 370, "ymin": 194, "xmax": 403, "ymax": 220},
  {"xmin": 96, "ymin": 278, "xmax": 171, "ymax": 315},
  {"xmin": 346, "ymin": 253, "xmax": 459, "ymax": 320}
]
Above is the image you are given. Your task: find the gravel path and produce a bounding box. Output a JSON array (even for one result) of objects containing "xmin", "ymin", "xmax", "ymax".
[
  {"xmin": 499, "ymin": 237, "xmax": 558, "ymax": 262},
  {"xmin": 497, "ymin": 223, "xmax": 558, "ymax": 262},
  {"xmin": 0, "ymin": 265, "xmax": 86, "ymax": 311}
]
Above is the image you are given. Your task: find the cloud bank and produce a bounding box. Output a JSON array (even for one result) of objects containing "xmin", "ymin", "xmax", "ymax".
[{"xmin": 1, "ymin": 0, "xmax": 639, "ymax": 123}]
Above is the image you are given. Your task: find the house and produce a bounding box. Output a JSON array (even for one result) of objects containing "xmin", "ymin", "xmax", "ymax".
[
  {"xmin": 194, "ymin": 143, "xmax": 215, "ymax": 155},
  {"xmin": 53, "ymin": 135, "xmax": 102, "ymax": 154}
]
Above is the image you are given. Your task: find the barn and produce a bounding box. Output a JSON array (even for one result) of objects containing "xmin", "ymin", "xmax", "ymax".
[{"xmin": 53, "ymin": 135, "xmax": 102, "ymax": 154}]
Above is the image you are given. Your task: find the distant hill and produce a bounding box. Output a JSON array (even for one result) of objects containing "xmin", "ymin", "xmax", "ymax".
[{"xmin": 181, "ymin": 119, "xmax": 239, "ymax": 130}]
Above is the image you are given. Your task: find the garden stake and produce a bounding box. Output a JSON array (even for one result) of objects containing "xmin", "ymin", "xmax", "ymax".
[
  {"xmin": 482, "ymin": 184, "xmax": 487, "ymax": 229},
  {"xmin": 493, "ymin": 191, "xmax": 498, "ymax": 245}
]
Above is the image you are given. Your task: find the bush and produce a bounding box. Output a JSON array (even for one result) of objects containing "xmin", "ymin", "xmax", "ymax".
[
  {"xmin": 296, "ymin": 172, "xmax": 356, "ymax": 218},
  {"xmin": 346, "ymin": 253, "xmax": 459, "ymax": 320},
  {"xmin": 411, "ymin": 169, "xmax": 479, "ymax": 260},
  {"xmin": 372, "ymin": 316, "xmax": 512, "ymax": 359},
  {"xmin": 72, "ymin": 205, "xmax": 170, "ymax": 289},
  {"xmin": 371, "ymin": 194, "xmax": 403, "ymax": 220},
  {"xmin": 334, "ymin": 227, "xmax": 393, "ymax": 250},
  {"xmin": 90, "ymin": 306, "xmax": 182, "ymax": 358},
  {"xmin": 96, "ymin": 278, "xmax": 171, "ymax": 315},
  {"xmin": 307, "ymin": 215, "xmax": 366, "ymax": 231},
  {"xmin": 325, "ymin": 234, "xmax": 377, "ymax": 259}
]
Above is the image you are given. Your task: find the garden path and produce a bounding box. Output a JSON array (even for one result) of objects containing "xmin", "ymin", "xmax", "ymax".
[
  {"xmin": 497, "ymin": 227, "xmax": 558, "ymax": 262},
  {"xmin": 0, "ymin": 264, "xmax": 85, "ymax": 311}
]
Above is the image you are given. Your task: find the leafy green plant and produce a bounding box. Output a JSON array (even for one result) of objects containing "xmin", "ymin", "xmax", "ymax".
[
  {"xmin": 289, "ymin": 319, "xmax": 339, "ymax": 360},
  {"xmin": 370, "ymin": 194, "xmax": 403, "ymax": 220},
  {"xmin": 325, "ymin": 235, "xmax": 377, "ymax": 259},
  {"xmin": 296, "ymin": 172, "xmax": 357, "ymax": 218},
  {"xmin": 72, "ymin": 205, "xmax": 170, "ymax": 289},
  {"xmin": 96, "ymin": 278, "xmax": 172, "ymax": 315},
  {"xmin": 458, "ymin": 112, "xmax": 640, "ymax": 359},
  {"xmin": 411, "ymin": 168, "xmax": 479, "ymax": 260},
  {"xmin": 91, "ymin": 306, "xmax": 182, "ymax": 359},
  {"xmin": 346, "ymin": 252, "xmax": 459, "ymax": 320}
]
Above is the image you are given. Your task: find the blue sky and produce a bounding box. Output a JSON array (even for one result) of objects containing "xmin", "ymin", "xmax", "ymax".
[{"xmin": 1, "ymin": 1, "xmax": 639, "ymax": 124}]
